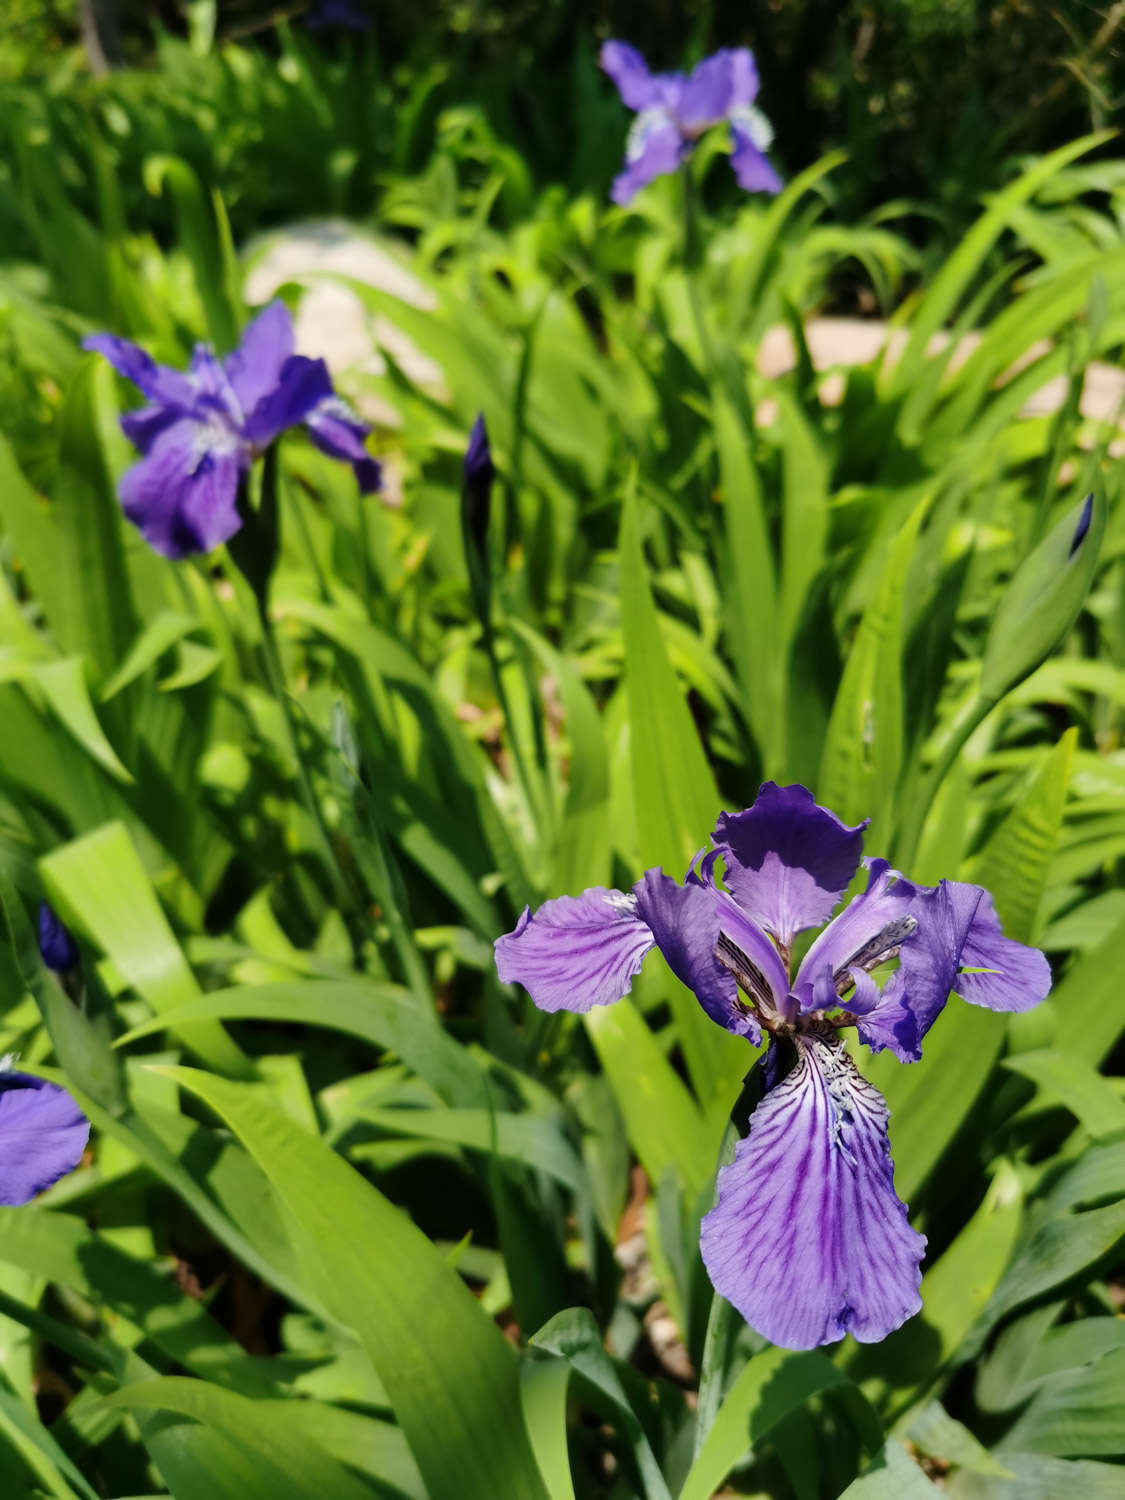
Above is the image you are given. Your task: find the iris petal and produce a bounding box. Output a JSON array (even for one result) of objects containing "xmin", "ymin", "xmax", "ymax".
[
  {"xmin": 118, "ymin": 419, "xmax": 243, "ymax": 559},
  {"xmin": 224, "ymin": 302, "xmax": 296, "ymax": 417},
  {"xmin": 494, "ymin": 888, "xmax": 654, "ymax": 1013},
  {"xmin": 611, "ymin": 119, "xmax": 686, "ymax": 205},
  {"xmin": 0, "ymin": 1074, "xmax": 88, "ymax": 1205},
  {"xmin": 600, "ymin": 40, "xmax": 663, "ymax": 111},
  {"xmin": 632, "ymin": 869, "xmax": 760, "ymax": 1042},
  {"xmin": 953, "ymin": 887, "xmax": 1052, "ymax": 1013},
  {"xmin": 714, "ymin": 782, "xmax": 868, "ymax": 948},
  {"xmin": 729, "ymin": 123, "xmax": 783, "ymax": 194},
  {"xmin": 700, "ymin": 1030, "xmax": 925, "ymax": 1349}
]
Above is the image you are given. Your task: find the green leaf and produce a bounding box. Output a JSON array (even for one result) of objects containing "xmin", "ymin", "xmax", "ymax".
[
  {"xmin": 531, "ymin": 1308, "xmax": 672, "ymax": 1500},
  {"xmin": 0, "ymin": 1379, "xmax": 97, "ymax": 1500},
  {"xmin": 40, "ymin": 824, "xmax": 250, "ymax": 1077},
  {"xmin": 1003, "ymin": 1050, "xmax": 1125, "ymax": 1138},
  {"xmin": 819, "ymin": 496, "xmax": 926, "ymax": 846},
  {"xmin": 142, "ymin": 157, "xmax": 240, "ymax": 350},
  {"xmin": 979, "ymin": 496, "xmax": 1105, "ymax": 706},
  {"xmin": 946, "ymin": 1453, "xmax": 1125, "ymax": 1499},
  {"xmin": 355, "ymin": 1105, "xmax": 586, "ymax": 1191},
  {"xmin": 997, "ymin": 1347, "xmax": 1125, "ymax": 1457},
  {"xmin": 114, "ymin": 979, "xmax": 487, "ymax": 1108},
  {"xmin": 31, "ymin": 658, "xmax": 133, "ymax": 784},
  {"xmin": 1048, "ymin": 913, "xmax": 1125, "ymax": 1067},
  {"xmin": 837, "ymin": 1440, "xmax": 940, "ymax": 1498},
  {"xmin": 985, "ymin": 1199, "xmax": 1125, "ymax": 1328},
  {"xmin": 520, "ymin": 1360, "xmax": 577, "ymax": 1500},
  {"xmin": 584, "ymin": 999, "xmax": 715, "ymax": 1203},
  {"xmin": 158, "ymin": 1066, "xmax": 552, "ymax": 1500},
  {"xmin": 713, "ymin": 394, "xmax": 781, "ymax": 768},
  {"xmin": 100, "ymin": 612, "xmax": 200, "ymax": 702},
  {"xmin": 97, "ymin": 1378, "xmax": 384, "ymax": 1500},
  {"xmin": 905, "ymin": 1403, "xmax": 1013, "ymax": 1477},
  {"xmin": 964, "ymin": 729, "xmax": 1074, "ymax": 943},
  {"xmin": 679, "ymin": 1347, "xmax": 880, "ymax": 1500}
]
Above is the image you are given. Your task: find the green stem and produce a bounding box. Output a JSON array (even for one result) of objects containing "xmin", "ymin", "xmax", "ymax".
[
  {"xmin": 692, "ymin": 1117, "xmax": 742, "ymax": 1462},
  {"xmin": 680, "ymin": 163, "xmax": 720, "ymax": 383},
  {"xmin": 0, "ymin": 1287, "xmax": 117, "ymax": 1376},
  {"xmin": 257, "ymin": 603, "xmax": 359, "ymax": 936}
]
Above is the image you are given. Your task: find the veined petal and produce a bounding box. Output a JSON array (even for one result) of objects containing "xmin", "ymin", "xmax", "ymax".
[
  {"xmin": 243, "ymin": 355, "xmax": 335, "ymax": 448},
  {"xmin": 953, "ymin": 886, "xmax": 1052, "ymax": 1012},
  {"xmin": 632, "ymin": 869, "xmax": 760, "ymax": 1042},
  {"xmin": 714, "ymin": 783, "xmax": 868, "ymax": 948},
  {"xmin": 700, "ymin": 1030, "xmax": 925, "ymax": 1349},
  {"xmin": 611, "ymin": 118, "xmax": 685, "ymax": 206},
  {"xmin": 224, "ymin": 302, "xmax": 295, "ymax": 417},
  {"xmin": 729, "ymin": 119, "xmax": 783, "ymax": 194},
  {"xmin": 600, "ymin": 40, "xmax": 663, "ymax": 111},
  {"xmin": 83, "ymin": 333, "xmax": 196, "ymax": 409},
  {"xmin": 118, "ymin": 418, "xmax": 244, "ymax": 559},
  {"xmin": 0, "ymin": 1074, "xmax": 88, "ymax": 1205},
  {"xmin": 494, "ymin": 888, "xmax": 653, "ymax": 1013},
  {"xmin": 306, "ymin": 396, "xmax": 382, "ymax": 493},
  {"xmin": 188, "ymin": 345, "xmax": 243, "ymax": 426},
  {"xmin": 119, "ymin": 404, "xmax": 179, "ymax": 454}
]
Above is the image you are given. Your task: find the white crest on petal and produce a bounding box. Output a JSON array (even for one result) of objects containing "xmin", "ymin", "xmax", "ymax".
[
  {"xmin": 626, "ymin": 108, "xmax": 675, "ymax": 163},
  {"xmin": 729, "ymin": 103, "xmax": 774, "ymax": 153}
]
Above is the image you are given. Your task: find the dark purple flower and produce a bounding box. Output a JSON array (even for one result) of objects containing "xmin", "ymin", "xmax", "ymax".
[
  {"xmin": 305, "ymin": 0, "xmax": 369, "ymax": 28},
  {"xmin": 84, "ymin": 303, "xmax": 380, "ymax": 560},
  {"xmin": 0, "ymin": 1069, "xmax": 88, "ymax": 1204},
  {"xmin": 600, "ymin": 41, "xmax": 782, "ymax": 205},
  {"xmin": 462, "ymin": 414, "xmax": 494, "ymax": 549},
  {"xmin": 495, "ymin": 781, "xmax": 1050, "ymax": 1350},
  {"xmin": 38, "ymin": 902, "xmax": 79, "ymax": 974}
]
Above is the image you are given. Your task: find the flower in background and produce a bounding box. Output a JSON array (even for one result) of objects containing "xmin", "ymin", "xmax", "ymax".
[
  {"xmin": 495, "ymin": 782, "xmax": 1050, "ymax": 1350},
  {"xmin": 0, "ymin": 1065, "xmax": 88, "ymax": 1204},
  {"xmin": 305, "ymin": 0, "xmax": 369, "ymax": 29},
  {"xmin": 600, "ymin": 41, "xmax": 782, "ymax": 205},
  {"xmin": 84, "ymin": 303, "xmax": 381, "ymax": 560},
  {"xmin": 38, "ymin": 902, "xmax": 78, "ymax": 975}
]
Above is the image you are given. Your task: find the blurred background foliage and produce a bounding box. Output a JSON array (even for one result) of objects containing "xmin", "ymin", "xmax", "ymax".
[{"xmin": 0, "ymin": 1, "xmax": 1123, "ymax": 1497}]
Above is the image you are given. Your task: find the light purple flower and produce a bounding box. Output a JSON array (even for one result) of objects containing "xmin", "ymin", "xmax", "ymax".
[
  {"xmin": 0, "ymin": 1069, "xmax": 88, "ymax": 1204},
  {"xmin": 84, "ymin": 303, "xmax": 381, "ymax": 559},
  {"xmin": 600, "ymin": 41, "xmax": 782, "ymax": 205},
  {"xmin": 495, "ymin": 781, "xmax": 1050, "ymax": 1350}
]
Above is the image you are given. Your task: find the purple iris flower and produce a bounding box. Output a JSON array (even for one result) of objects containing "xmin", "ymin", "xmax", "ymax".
[
  {"xmin": 84, "ymin": 302, "xmax": 381, "ymax": 560},
  {"xmin": 0, "ymin": 1068, "xmax": 88, "ymax": 1204},
  {"xmin": 38, "ymin": 902, "xmax": 79, "ymax": 975},
  {"xmin": 495, "ymin": 782, "xmax": 1050, "ymax": 1350},
  {"xmin": 305, "ymin": 0, "xmax": 369, "ymax": 28},
  {"xmin": 600, "ymin": 41, "xmax": 782, "ymax": 206}
]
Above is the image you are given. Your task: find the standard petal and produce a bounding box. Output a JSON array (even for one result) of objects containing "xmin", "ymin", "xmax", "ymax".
[
  {"xmin": 632, "ymin": 869, "xmax": 761, "ymax": 1041},
  {"xmin": 494, "ymin": 888, "xmax": 654, "ymax": 1013},
  {"xmin": 306, "ymin": 396, "xmax": 382, "ymax": 493},
  {"xmin": 243, "ymin": 355, "xmax": 335, "ymax": 447},
  {"xmin": 83, "ymin": 333, "xmax": 196, "ymax": 408},
  {"xmin": 700, "ymin": 1031, "xmax": 925, "ymax": 1349},
  {"xmin": 118, "ymin": 419, "xmax": 244, "ymax": 559},
  {"xmin": 714, "ymin": 783, "xmax": 868, "ymax": 948},
  {"xmin": 0, "ymin": 1074, "xmax": 88, "ymax": 1205},
  {"xmin": 678, "ymin": 50, "xmax": 737, "ymax": 131},
  {"xmin": 729, "ymin": 122, "xmax": 783, "ymax": 194},
  {"xmin": 611, "ymin": 119, "xmax": 685, "ymax": 206},
  {"xmin": 952, "ymin": 886, "xmax": 1052, "ymax": 1012},
  {"xmin": 223, "ymin": 302, "xmax": 295, "ymax": 417},
  {"xmin": 599, "ymin": 40, "xmax": 662, "ymax": 110},
  {"xmin": 727, "ymin": 48, "xmax": 761, "ymax": 109}
]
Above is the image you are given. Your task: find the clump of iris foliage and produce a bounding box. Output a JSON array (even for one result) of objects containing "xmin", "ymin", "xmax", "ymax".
[{"xmin": 0, "ymin": 13, "xmax": 1123, "ymax": 1500}]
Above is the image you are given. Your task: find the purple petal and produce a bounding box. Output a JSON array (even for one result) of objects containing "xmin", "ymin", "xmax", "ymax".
[
  {"xmin": 611, "ymin": 120, "xmax": 687, "ymax": 206},
  {"xmin": 37, "ymin": 903, "xmax": 78, "ymax": 974},
  {"xmin": 953, "ymin": 887, "xmax": 1052, "ymax": 1012},
  {"xmin": 632, "ymin": 869, "xmax": 761, "ymax": 1042},
  {"xmin": 83, "ymin": 333, "xmax": 195, "ymax": 408},
  {"xmin": 0, "ymin": 1074, "xmax": 88, "ymax": 1205},
  {"xmin": 678, "ymin": 51, "xmax": 738, "ymax": 131},
  {"xmin": 119, "ymin": 404, "xmax": 179, "ymax": 455},
  {"xmin": 243, "ymin": 355, "xmax": 334, "ymax": 448},
  {"xmin": 730, "ymin": 123, "xmax": 783, "ymax": 194},
  {"xmin": 305, "ymin": 396, "xmax": 381, "ymax": 494},
  {"xmin": 188, "ymin": 345, "xmax": 243, "ymax": 426},
  {"xmin": 700, "ymin": 1031, "xmax": 925, "ymax": 1349},
  {"xmin": 118, "ymin": 418, "xmax": 245, "ymax": 559},
  {"xmin": 796, "ymin": 864, "xmax": 981, "ymax": 1062},
  {"xmin": 463, "ymin": 413, "xmax": 494, "ymax": 495},
  {"xmin": 727, "ymin": 49, "xmax": 761, "ymax": 109},
  {"xmin": 714, "ymin": 783, "xmax": 868, "ymax": 949},
  {"xmin": 599, "ymin": 40, "xmax": 662, "ymax": 111},
  {"xmin": 494, "ymin": 888, "xmax": 654, "ymax": 1013},
  {"xmin": 223, "ymin": 303, "xmax": 295, "ymax": 418}
]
